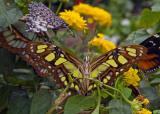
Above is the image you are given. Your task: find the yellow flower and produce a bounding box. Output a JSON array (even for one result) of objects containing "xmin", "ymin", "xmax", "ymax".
[
  {"xmin": 143, "ymin": 98, "xmax": 150, "ymax": 105},
  {"xmin": 123, "ymin": 67, "xmax": 140, "ymax": 87},
  {"xmin": 136, "ymin": 108, "xmax": 152, "ymax": 114},
  {"xmin": 133, "ymin": 95, "xmax": 150, "ymax": 106},
  {"xmin": 132, "ymin": 96, "xmax": 151, "ymax": 114},
  {"xmin": 73, "ymin": 3, "xmax": 94, "ymax": 16},
  {"xmin": 91, "ymin": 7, "xmax": 112, "ymax": 26},
  {"xmin": 89, "ymin": 33, "xmax": 116, "ymax": 53},
  {"xmin": 59, "ymin": 10, "xmax": 87, "ymax": 31},
  {"xmin": 73, "ymin": 3, "xmax": 112, "ymax": 26}
]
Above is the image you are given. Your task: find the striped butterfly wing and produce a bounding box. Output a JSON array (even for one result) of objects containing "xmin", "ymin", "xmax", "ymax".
[
  {"xmin": 89, "ymin": 33, "xmax": 160, "ymax": 88},
  {"xmin": 0, "ymin": 27, "xmax": 83, "ymax": 90},
  {"xmin": 27, "ymin": 42, "xmax": 84, "ymax": 90},
  {"xmin": 0, "ymin": 28, "xmax": 53, "ymax": 77},
  {"xmin": 90, "ymin": 45, "xmax": 147, "ymax": 87}
]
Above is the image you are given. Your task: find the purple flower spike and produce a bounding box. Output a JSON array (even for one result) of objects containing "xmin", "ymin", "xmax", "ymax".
[{"xmin": 23, "ymin": 2, "xmax": 68, "ymax": 33}]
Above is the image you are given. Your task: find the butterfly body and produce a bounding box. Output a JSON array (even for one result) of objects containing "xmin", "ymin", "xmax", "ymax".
[{"xmin": 0, "ymin": 27, "xmax": 160, "ymax": 95}]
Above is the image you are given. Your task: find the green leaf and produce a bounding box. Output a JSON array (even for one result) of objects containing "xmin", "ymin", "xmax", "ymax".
[
  {"xmin": 140, "ymin": 80, "xmax": 158, "ymax": 101},
  {"xmin": 121, "ymin": 88, "xmax": 132, "ymax": 99},
  {"xmin": 0, "ymin": 49, "xmax": 15, "ymax": 75},
  {"xmin": 122, "ymin": 29, "xmax": 150, "ymax": 45},
  {"xmin": 153, "ymin": 110, "xmax": 160, "ymax": 114},
  {"xmin": 139, "ymin": 9, "xmax": 160, "ymax": 28},
  {"xmin": 99, "ymin": 105, "xmax": 108, "ymax": 114},
  {"xmin": 14, "ymin": 0, "xmax": 28, "ymax": 8},
  {"xmin": 4, "ymin": 68, "xmax": 36, "ymax": 86},
  {"xmin": 92, "ymin": 106, "xmax": 99, "ymax": 114},
  {"xmin": 7, "ymin": 89, "xmax": 30, "ymax": 114},
  {"xmin": 0, "ymin": 86, "xmax": 11, "ymax": 111},
  {"xmin": 30, "ymin": 0, "xmax": 46, "ymax": 2},
  {"xmin": 92, "ymin": 94, "xmax": 101, "ymax": 114},
  {"xmin": 100, "ymin": 89, "xmax": 109, "ymax": 98},
  {"xmin": 109, "ymin": 99, "xmax": 132, "ymax": 114},
  {"xmin": 150, "ymin": 97, "xmax": 160, "ymax": 109},
  {"xmin": 152, "ymin": 3, "xmax": 160, "ymax": 12},
  {"xmin": 30, "ymin": 89, "xmax": 52, "ymax": 114},
  {"xmin": 116, "ymin": 81, "xmax": 131, "ymax": 98},
  {"xmin": 0, "ymin": 74, "xmax": 6, "ymax": 84},
  {"xmin": 150, "ymin": 78, "xmax": 160, "ymax": 84},
  {"xmin": 14, "ymin": 22, "xmax": 36, "ymax": 40},
  {"xmin": 64, "ymin": 95, "xmax": 97, "ymax": 114},
  {"xmin": 0, "ymin": 0, "xmax": 23, "ymax": 28}
]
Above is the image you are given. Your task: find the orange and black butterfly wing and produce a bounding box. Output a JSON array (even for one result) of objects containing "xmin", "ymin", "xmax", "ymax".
[
  {"xmin": 138, "ymin": 33, "xmax": 160, "ymax": 72},
  {"xmin": 90, "ymin": 45, "xmax": 147, "ymax": 88},
  {"xmin": 0, "ymin": 27, "xmax": 83, "ymax": 90}
]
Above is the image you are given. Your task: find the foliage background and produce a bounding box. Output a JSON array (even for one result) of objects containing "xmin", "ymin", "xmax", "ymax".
[{"xmin": 0, "ymin": 0, "xmax": 160, "ymax": 114}]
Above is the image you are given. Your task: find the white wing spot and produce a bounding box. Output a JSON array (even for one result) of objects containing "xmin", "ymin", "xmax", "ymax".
[
  {"xmin": 149, "ymin": 41, "xmax": 156, "ymax": 46},
  {"xmin": 120, "ymin": 69, "xmax": 124, "ymax": 72},
  {"xmin": 154, "ymin": 34, "xmax": 159, "ymax": 38}
]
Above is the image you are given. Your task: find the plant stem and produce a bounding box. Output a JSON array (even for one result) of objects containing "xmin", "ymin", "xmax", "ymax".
[
  {"xmin": 46, "ymin": 87, "xmax": 70, "ymax": 114},
  {"xmin": 103, "ymin": 84, "xmax": 132, "ymax": 104},
  {"xmin": 114, "ymin": 76, "xmax": 121, "ymax": 95},
  {"xmin": 91, "ymin": 87, "xmax": 101, "ymax": 114},
  {"xmin": 48, "ymin": 0, "xmax": 52, "ymax": 9},
  {"xmin": 86, "ymin": 78, "xmax": 132, "ymax": 105},
  {"xmin": 103, "ymin": 90, "xmax": 116, "ymax": 98},
  {"xmin": 56, "ymin": 1, "xmax": 63, "ymax": 15}
]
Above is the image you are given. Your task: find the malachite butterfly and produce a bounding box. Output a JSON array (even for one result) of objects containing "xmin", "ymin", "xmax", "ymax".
[{"xmin": 0, "ymin": 27, "xmax": 160, "ymax": 95}]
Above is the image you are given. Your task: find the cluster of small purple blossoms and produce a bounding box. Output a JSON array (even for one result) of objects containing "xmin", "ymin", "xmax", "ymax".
[{"xmin": 25, "ymin": 2, "xmax": 67, "ymax": 33}]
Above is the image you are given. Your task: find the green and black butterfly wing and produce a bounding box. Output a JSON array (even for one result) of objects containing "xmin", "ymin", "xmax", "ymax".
[
  {"xmin": 89, "ymin": 45, "xmax": 147, "ymax": 88},
  {"xmin": 0, "ymin": 28, "xmax": 53, "ymax": 77},
  {"xmin": 90, "ymin": 32, "xmax": 160, "ymax": 87},
  {"xmin": 0, "ymin": 27, "xmax": 83, "ymax": 92},
  {"xmin": 28, "ymin": 42, "xmax": 85, "ymax": 93}
]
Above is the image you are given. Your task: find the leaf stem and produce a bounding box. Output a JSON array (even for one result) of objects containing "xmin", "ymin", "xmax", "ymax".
[
  {"xmin": 103, "ymin": 84, "xmax": 132, "ymax": 104},
  {"xmin": 91, "ymin": 87, "xmax": 101, "ymax": 114},
  {"xmin": 48, "ymin": 0, "xmax": 52, "ymax": 9},
  {"xmin": 114, "ymin": 76, "xmax": 121, "ymax": 95},
  {"xmin": 46, "ymin": 86, "xmax": 70, "ymax": 114},
  {"xmin": 86, "ymin": 78, "xmax": 132, "ymax": 105},
  {"xmin": 56, "ymin": 1, "xmax": 63, "ymax": 15},
  {"xmin": 103, "ymin": 90, "xmax": 116, "ymax": 98}
]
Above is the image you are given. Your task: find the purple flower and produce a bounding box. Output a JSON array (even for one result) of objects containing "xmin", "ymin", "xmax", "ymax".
[{"xmin": 23, "ymin": 2, "xmax": 68, "ymax": 33}]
